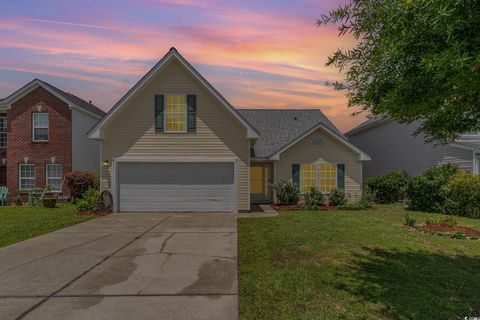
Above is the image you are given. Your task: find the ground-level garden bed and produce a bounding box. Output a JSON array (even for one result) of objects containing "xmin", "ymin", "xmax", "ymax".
[
  {"xmin": 0, "ymin": 204, "xmax": 94, "ymax": 248},
  {"xmin": 238, "ymin": 204, "xmax": 480, "ymax": 319}
]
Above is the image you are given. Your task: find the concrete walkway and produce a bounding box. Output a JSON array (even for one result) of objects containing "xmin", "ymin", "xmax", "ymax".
[{"xmin": 0, "ymin": 212, "xmax": 237, "ymax": 320}]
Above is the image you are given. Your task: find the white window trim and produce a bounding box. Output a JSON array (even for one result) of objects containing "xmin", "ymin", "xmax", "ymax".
[
  {"xmin": 164, "ymin": 95, "xmax": 187, "ymax": 133},
  {"xmin": 32, "ymin": 112, "xmax": 49, "ymax": 142},
  {"xmin": 19, "ymin": 164, "xmax": 36, "ymax": 189},
  {"xmin": 299, "ymin": 163, "xmax": 338, "ymax": 194},
  {"xmin": 46, "ymin": 164, "xmax": 63, "ymax": 192},
  {"xmin": 0, "ymin": 117, "xmax": 6, "ymax": 148}
]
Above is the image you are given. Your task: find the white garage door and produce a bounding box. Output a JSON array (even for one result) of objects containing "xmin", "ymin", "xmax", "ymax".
[{"xmin": 117, "ymin": 162, "xmax": 235, "ymax": 212}]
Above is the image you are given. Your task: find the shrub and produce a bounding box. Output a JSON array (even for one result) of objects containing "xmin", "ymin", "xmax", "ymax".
[
  {"xmin": 329, "ymin": 188, "xmax": 346, "ymax": 206},
  {"xmin": 66, "ymin": 171, "xmax": 99, "ymax": 199},
  {"xmin": 338, "ymin": 202, "xmax": 368, "ymax": 210},
  {"xmin": 359, "ymin": 190, "xmax": 374, "ymax": 208},
  {"xmin": 404, "ymin": 213, "xmax": 416, "ymax": 227},
  {"xmin": 365, "ymin": 171, "xmax": 409, "ymax": 204},
  {"xmin": 406, "ymin": 164, "xmax": 458, "ymax": 212},
  {"xmin": 451, "ymin": 231, "xmax": 466, "ymax": 240},
  {"xmin": 273, "ymin": 179, "xmax": 300, "ymax": 205},
  {"xmin": 76, "ymin": 200, "xmax": 90, "ymax": 211},
  {"xmin": 439, "ymin": 216, "xmax": 458, "ymax": 228},
  {"xmin": 302, "ymin": 187, "xmax": 324, "ymax": 210},
  {"xmin": 76, "ymin": 187, "xmax": 101, "ymax": 211},
  {"xmin": 442, "ymin": 172, "xmax": 480, "ymax": 217}
]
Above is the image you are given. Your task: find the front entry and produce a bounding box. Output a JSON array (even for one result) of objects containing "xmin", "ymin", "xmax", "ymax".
[{"xmin": 250, "ymin": 163, "xmax": 272, "ymax": 203}]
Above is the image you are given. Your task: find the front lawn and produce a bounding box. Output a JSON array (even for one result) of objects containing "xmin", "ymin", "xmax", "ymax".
[
  {"xmin": 0, "ymin": 204, "xmax": 93, "ymax": 248},
  {"xmin": 239, "ymin": 204, "xmax": 480, "ymax": 319}
]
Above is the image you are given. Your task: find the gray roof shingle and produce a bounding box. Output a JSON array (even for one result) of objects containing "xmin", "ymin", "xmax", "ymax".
[
  {"xmin": 238, "ymin": 109, "xmax": 345, "ymax": 158},
  {"xmin": 344, "ymin": 115, "xmax": 387, "ymax": 136},
  {"xmin": 37, "ymin": 79, "xmax": 106, "ymax": 117}
]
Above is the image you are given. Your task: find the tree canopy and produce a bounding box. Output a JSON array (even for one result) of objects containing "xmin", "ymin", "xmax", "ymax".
[{"xmin": 318, "ymin": 0, "xmax": 480, "ymax": 142}]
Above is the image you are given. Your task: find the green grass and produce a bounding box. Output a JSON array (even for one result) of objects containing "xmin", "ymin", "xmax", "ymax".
[
  {"xmin": 0, "ymin": 204, "xmax": 93, "ymax": 248},
  {"xmin": 239, "ymin": 204, "xmax": 480, "ymax": 320}
]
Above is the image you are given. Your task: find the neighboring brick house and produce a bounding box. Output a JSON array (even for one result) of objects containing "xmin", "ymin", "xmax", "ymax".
[{"xmin": 0, "ymin": 79, "xmax": 105, "ymax": 201}]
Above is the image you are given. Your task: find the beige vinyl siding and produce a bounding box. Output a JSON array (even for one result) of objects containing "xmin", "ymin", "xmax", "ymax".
[
  {"xmin": 275, "ymin": 129, "xmax": 363, "ymax": 201},
  {"xmin": 101, "ymin": 59, "xmax": 250, "ymax": 211},
  {"xmin": 348, "ymin": 120, "xmax": 473, "ymax": 178}
]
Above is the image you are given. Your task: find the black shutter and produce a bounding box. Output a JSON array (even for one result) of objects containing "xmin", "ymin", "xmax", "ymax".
[
  {"xmin": 155, "ymin": 95, "xmax": 164, "ymax": 133},
  {"xmin": 337, "ymin": 164, "xmax": 345, "ymax": 189},
  {"xmin": 292, "ymin": 164, "xmax": 300, "ymax": 190},
  {"xmin": 187, "ymin": 94, "xmax": 196, "ymax": 133}
]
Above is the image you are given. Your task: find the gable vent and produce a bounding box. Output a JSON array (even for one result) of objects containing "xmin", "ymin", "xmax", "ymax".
[{"xmin": 311, "ymin": 138, "xmax": 325, "ymax": 147}]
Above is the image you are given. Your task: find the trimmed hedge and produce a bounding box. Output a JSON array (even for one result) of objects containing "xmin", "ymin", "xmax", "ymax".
[
  {"xmin": 365, "ymin": 171, "xmax": 409, "ymax": 203},
  {"xmin": 406, "ymin": 164, "xmax": 458, "ymax": 212},
  {"xmin": 443, "ymin": 172, "xmax": 480, "ymax": 217}
]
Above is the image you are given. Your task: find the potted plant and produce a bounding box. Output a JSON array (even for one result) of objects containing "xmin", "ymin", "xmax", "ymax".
[{"xmin": 42, "ymin": 185, "xmax": 57, "ymax": 208}]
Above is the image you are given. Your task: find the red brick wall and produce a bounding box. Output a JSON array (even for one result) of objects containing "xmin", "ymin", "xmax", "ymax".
[{"xmin": 6, "ymin": 87, "xmax": 72, "ymax": 201}]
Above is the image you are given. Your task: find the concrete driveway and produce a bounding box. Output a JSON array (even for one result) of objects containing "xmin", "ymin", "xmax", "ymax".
[{"xmin": 0, "ymin": 212, "xmax": 237, "ymax": 320}]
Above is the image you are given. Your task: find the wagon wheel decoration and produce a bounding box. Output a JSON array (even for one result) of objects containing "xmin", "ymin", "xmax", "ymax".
[{"xmin": 100, "ymin": 190, "xmax": 113, "ymax": 212}]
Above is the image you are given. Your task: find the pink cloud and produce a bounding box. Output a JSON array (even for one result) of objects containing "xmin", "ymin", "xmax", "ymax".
[{"xmin": 0, "ymin": 3, "xmax": 363, "ymax": 131}]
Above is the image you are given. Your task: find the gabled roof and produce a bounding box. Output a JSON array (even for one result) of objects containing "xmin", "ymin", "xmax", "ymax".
[
  {"xmin": 0, "ymin": 78, "xmax": 105, "ymax": 118},
  {"xmin": 88, "ymin": 47, "xmax": 259, "ymax": 139},
  {"xmin": 344, "ymin": 115, "xmax": 389, "ymax": 136},
  {"xmin": 239, "ymin": 109, "xmax": 371, "ymax": 161},
  {"xmin": 347, "ymin": 116, "xmax": 480, "ymax": 153},
  {"xmin": 453, "ymin": 133, "xmax": 480, "ymax": 152}
]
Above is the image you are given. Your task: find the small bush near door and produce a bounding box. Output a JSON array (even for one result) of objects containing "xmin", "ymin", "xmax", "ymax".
[
  {"xmin": 365, "ymin": 171, "xmax": 409, "ymax": 203},
  {"xmin": 272, "ymin": 179, "xmax": 299, "ymax": 205},
  {"xmin": 442, "ymin": 172, "xmax": 480, "ymax": 217}
]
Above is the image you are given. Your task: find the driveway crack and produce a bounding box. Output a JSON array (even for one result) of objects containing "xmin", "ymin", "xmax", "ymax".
[{"xmin": 14, "ymin": 215, "xmax": 172, "ymax": 320}]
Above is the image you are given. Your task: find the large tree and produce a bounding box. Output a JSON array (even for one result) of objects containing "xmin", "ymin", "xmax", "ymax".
[{"xmin": 318, "ymin": 0, "xmax": 480, "ymax": 142}]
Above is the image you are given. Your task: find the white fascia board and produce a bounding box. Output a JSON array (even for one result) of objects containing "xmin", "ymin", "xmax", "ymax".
[
  {"xmin": 269, "ymin": 123, "xmax": 372, "ymax": 161},
  {"xmin": 2, "ymin": 80, "xmax": 72, "ymax": 108},
  {"xmin": 69, "ymin": 105, "xmax": 103, "ymax": 120}
]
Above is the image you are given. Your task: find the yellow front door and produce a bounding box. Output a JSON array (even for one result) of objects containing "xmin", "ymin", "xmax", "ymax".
[
  {"xmin": 250, "ymin": 164, "xmax": 271, "ymax": 202},
  {"xmin": 250, "ymin": 166, "xmax": 263, "ymax": 194}
]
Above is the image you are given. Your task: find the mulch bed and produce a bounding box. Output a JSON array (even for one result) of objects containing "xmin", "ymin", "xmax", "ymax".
[
  {"xmin": 271, "ymin": 204, "xmax": 302, "ymax": 211},
  {"xmin": 320, "ymin": 205, "xmax": 338, "ymax": 211},
  {"xmin": 76, "ymin": 210, "xmax": 112, "ymax": 217},
  {"xmin": 420, "ymin": 224, "xmax": 480, "ymax": 238},
  {"xmin": 271, "ymin": 204, "xmax": 339, "ymax": 211}
]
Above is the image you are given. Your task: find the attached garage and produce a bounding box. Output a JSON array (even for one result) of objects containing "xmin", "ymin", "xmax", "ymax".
[{"xmin": 115, "ymin": 160, "xmax": 236, "ymax": 212}]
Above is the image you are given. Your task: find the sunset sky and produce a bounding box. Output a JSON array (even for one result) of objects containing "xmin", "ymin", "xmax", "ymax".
[{"xmin": 0, "ymin": 0, "xmax": 366, "ymax": 132}]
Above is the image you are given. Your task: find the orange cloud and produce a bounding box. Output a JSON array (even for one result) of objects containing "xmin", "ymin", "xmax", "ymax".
[{"xmin": 0, "ymin": 4, "xmax": 364, "ymax": 131}]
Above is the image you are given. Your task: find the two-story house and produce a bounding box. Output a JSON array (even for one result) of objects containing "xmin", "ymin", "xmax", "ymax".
[
  {"xmin": 346, "ymin": 116, "xmax": 480, "ymax": 178},
  {"xmin": 0, "ymin": 79, "xmax": 105, "ymax": 200},
  {"xmin": 88, "ymin": 48, "xmax": 370, "ymax": 213}
]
